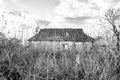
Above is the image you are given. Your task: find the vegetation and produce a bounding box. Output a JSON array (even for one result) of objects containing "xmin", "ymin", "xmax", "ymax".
[
  {"xmin": 0, "ymin": 35, "xmax": 120, "ymax": 80},
  {"xmin": 0, "ymin": 8, "xmax": 120, "ymax": 80},
  {"xmin": 105, "ymin": 8, "xmax": 120, "ymax": 51}
]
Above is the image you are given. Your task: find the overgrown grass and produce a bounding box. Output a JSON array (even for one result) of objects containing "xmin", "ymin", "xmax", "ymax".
[{"xmin": 0, "ymin": 37, "xmax": 120, "ymax": 80}]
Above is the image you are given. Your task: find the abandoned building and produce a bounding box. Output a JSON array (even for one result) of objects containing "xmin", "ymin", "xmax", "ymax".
[{"xmin": 28, "ymin": 28, "xmax": 94, "ymax": 51}]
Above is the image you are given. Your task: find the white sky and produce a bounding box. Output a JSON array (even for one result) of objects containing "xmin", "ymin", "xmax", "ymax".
[{"xmin": 0, "ymin": 0, "xmax": 120, "ymax": 38}]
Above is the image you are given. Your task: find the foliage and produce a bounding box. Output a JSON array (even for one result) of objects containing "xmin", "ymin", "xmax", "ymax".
[{"xmin": 0, "ymin": 36, "xmax": 120, "ymax": 80}]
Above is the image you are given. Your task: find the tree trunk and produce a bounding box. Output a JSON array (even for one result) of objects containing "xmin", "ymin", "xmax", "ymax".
[
  {"xmin": 116, "ymin": 33, "xmax": 120, "ymax": 51},
  {"xmin": 113, "ymin": 25, "xmax": 120, "ymax": 51}
]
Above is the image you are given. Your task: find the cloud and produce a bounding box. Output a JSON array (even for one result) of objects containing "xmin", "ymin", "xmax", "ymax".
[
  {"xmin": 47, "ymin": 13, "xmax": 66, "ymax": 26},
  {"xmin": 113, "ymin": 1, "xmax": 120, "ymax": 9},
  {"xmin": 0, "ymin": 0, "xmax": 4, "ymax": 4},
  {"xmin": 9, "ymin": 0, "xmax": 16, "ymax": 3},
  {"xmin": 47, "ymin": 0, "xmax": 120, "ymax": 37},
  {"xmin": 78, "ymin": 0, "xmax": 89, "ymax": 3},
  {"xmin": 50, "ymin": 0, "xmax": 120, "ymax": 25},
  {"xmin": 0, "ymin": 0, "xmax": 18, "ymax": 11},
  {"xmin": 1, "ymin": 0, "xmax": 17, "ymax": 3},
  {"xmin": 66, "ymin": 16, "xmax": 93, "ymax": 21},
  {"xmin": 0, "ymin": 0, "xmax": 5, "ymax": 10},
  {"xmin": 54, "ymin": 0, "xmax": 110, "ymax": 17},
  {"xmin": 37, "ymin": 19, "xmax": 50, "ymax": 26},
  {"xmin": 65, "ymin": 16, "xmax": 94, "ymax": 24}
]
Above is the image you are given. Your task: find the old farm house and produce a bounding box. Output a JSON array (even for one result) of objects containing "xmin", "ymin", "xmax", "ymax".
[{"xmin": 28, "ymin": 28, "xmax": 94, "ymax": 52}]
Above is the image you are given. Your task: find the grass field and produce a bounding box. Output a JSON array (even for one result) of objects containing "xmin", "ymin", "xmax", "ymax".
[{"xmin": 0, "ymin": 37, "xmax": 120, "ymax": 80}]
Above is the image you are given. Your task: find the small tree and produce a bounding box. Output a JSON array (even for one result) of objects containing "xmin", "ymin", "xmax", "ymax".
[
  {"xmin": 35, "ymin": 25, "xmax": 40, "ymax": 34},
  {"xmin": 105, "ymin": 8, "xmax": 120, "ymax": 51}
]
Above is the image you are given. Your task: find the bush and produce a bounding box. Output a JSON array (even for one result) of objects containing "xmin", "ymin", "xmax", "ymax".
[{"xmin": 0, "ymin": 37, "xmax": 120, "ymax": 80}]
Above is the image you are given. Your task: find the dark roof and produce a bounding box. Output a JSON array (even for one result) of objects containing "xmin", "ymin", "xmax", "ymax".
[{"xmin": 28, "ymin": 28, "xmax": 94, "ymax": 42}]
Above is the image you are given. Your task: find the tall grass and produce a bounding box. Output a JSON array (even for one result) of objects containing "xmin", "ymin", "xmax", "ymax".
[{"xmin": 0, "ymin": 37, "xmax": 120, "ymax": 80}]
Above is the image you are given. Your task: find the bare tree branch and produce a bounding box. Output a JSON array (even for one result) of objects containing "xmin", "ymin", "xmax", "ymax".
[{"xmin": 104, "ymin": 8, "xmax": 120, "ymax": 51}]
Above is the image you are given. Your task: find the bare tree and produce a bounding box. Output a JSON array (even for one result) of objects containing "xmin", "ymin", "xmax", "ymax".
[
  {"xmin": 105, "ymin": 8, "xmax": 120, "ymax": 51},
  {"xmin": 35, "ymin": 25, "xmax": 40, "ymax": 34}
]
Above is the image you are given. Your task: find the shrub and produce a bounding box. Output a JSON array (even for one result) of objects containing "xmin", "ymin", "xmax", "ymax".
[{"xmin": 0, "ymin": 37, "xmax": 120, "ymax": 80}]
